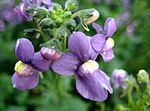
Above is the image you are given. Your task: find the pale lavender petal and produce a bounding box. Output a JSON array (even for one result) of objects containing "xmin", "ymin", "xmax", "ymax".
[
  {"xmin": 12, "ymin": 71, "xmax": 39, "ymax": 91},
  {"xmin": 91, "ymin": 34, "xmax": 106, "ymax": 52},
  {"xmin": 112, "ymin": 69, "xmax": 128, "ymax": 88},
  {"xmin": 104, "ymin": 17, "xmax": 118, "ymax": 37},
  {"xmin": 31, "ymin": 52, "xmax": 52, "ymax": 72},
  {"xmin": 34, "ymin": 0, "xmax": 42, "ymax": 6},
  {"xmin": 100, "ymin": 49, "xmax": 115, "ymax": 62},
  {"xmin": 42, "ymin": 0, "xmax": 52, "ymax": 5},
  {"xmin": 68, "ymin": 32, "xmax": 90, "ymax": 62},
  {"xmin": 15, "ymin": 38, "xmax": 34, "ymax": 63},
  {"xmin": 76, "ymin": 70, "xmax": 112, "ymax": 101},
  {"xmin": 52, "ymin": 53, "xmax": 81, "ymax": 75},
  {"xmin": 87, "ymin": 36, "xmax": 98, "ymax": 60},
  {"xmin": 92, "ymin": 23, "xmax": 103, "ymax": 33}
]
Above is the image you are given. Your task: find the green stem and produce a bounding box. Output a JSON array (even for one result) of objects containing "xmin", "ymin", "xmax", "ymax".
[
  {"xmin": 35, "ymin": 19, "xmax": 49, "ymax": 42},
  {"xmin": 127, "ymin": 88, "xmax": 134, "ymax": 107}
]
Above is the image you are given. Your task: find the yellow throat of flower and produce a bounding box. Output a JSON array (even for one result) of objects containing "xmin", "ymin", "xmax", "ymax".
[
  {"xmin": 14, "ymin": 61, "xmax": 28, "ymax": 74},
  {"xmin": 81, "ymin": 60, "xmax": 99, "ymax": 74}
]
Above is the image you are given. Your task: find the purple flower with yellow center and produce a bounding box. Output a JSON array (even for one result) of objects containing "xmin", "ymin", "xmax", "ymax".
[
  {"xmin": 112, "ymin": 69, "xmax": 128, "ymax": 89},
  {"xmin": 12, "ymin": 38, "xmax": 54, "ymax": 91},
  {"xmin": 91, "ymin": 17, "xmax": 118, "ymax": 62},
  {"xmin": 52, "ymin": 32, "xmax": 113, "ymax": 101}
]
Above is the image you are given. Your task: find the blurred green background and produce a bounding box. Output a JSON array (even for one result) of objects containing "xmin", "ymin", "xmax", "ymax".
[{"xmin": 0, "ymin": 0, "xmax": 150, "ymax": 111}]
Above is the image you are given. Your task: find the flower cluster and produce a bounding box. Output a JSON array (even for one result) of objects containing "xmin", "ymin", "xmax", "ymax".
[
  {"xmin": 0, "ymin": 0, "xmax": 21, "ymax": 31},
  {"xmin": 12, "ymin": 0, "xmax": 118, "ymax": 102}
]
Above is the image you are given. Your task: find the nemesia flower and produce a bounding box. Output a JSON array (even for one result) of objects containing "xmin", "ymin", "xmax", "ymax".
[
  {"xmin": 14, "ymin": 2, "xmax": 32, "ymax": 21},
  {"xmin": 91, "ymin": 17, "xmax": 118, "ymax": 62},
  {"xmin": 52, "ymin": 32, "xmax": 113, "ymax": 101},
  {"xmin": 14, "ymin": 0, "xmax": 52, "ymax": 21},
  {"xmin": 112, "ymin": 69, "xmax": 128, "ymax": 89},
  {"xmin": 12, "ymin": 38, "xmax": 52, "ymax": 90},
  {"xmin": 22, "ymin": 0, "xmax": 52, "ymax": 10}
]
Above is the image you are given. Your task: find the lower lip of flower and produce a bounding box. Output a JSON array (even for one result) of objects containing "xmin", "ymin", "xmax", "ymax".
[
  {"xmin": 14, "ymin": 61, "xmax": 34, "ymax": 76},
  {"xmin": 79, "ymin": 60, "xmax": 99, "ymax": 74}
]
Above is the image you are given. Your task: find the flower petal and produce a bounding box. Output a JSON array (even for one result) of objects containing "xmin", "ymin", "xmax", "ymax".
[
  {"xmin": 68, "ymin": 32, "xmax": 90, "ymax": 62},
  {"xmin": 104, "ymin": 17, "xmax": 118, "ymax": 37},
  {"xmin": 91, "ymin": 34, "xmax": 106, "ymax": 52},
  {"xmin": 12, "ymin": 71, "xmax": 39, "ymax": 91},
  {"xmin": 31, "ymin": 52, "xmax": 52, "ymax": 72},
  {"xmin": 42, "ymin": 0, "xmax": 52, "ymax": 5},
  {"xmin": 92, "ymin": 23, "xmax": 103, "ymax": 33},
  {"xmin": 100, "ymin": 49, "xmax": 115, "ymax": 62},
  {"xmin": 76, "ymin": 70, "xmax": 112, "ymax": 101},
  {"xmin": 52, "ymin": 53, "xmax": 81, "ymax": 75},
  {"xmin": 15, "ymin": 38, "xmax": 34, "ymax": 63}
]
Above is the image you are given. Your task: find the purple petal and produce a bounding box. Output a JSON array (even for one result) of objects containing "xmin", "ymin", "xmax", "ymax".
[
  {"xmin": 91, "ymin": 34, "xmax": 106, "ymax": 52},
  {"xmin": 15, "ymin": 38, "xmax": 34, "ymax": 63},
  {"xmin": 52, "ymin": 53, "xmax": 81, "ymax": 75},
  {"xmin": 12, "ymin": 71, "xmax": 39, "ymax": 91},
  {"xmin": 100, "ymin": 49, "xmax": 115, "ymax": 62},
  {"xmin": 112, "ymin": 69, "xmax": 128, "ymax": 88},
  {"xmin": 76, "ymin": 70, "xmax": 112, "ymax": 101},
  {"xmin": 31, "ymin": 52, "xmax": 52, "ymax": 72},
  {"xmin": 92, "ymin": 23, "xmax": 104, "ymax": 33},
  {"xmin": 104, "ymin": 17, "xmax": 118, "ymax": 37},
  {"xmin": 68, "ymin": 32, "xmax": 90, "ymax": 62},
  {"xmin": 14, "ymin": 3, "xmax": 31, "ymax": 21},
  {"xmin": 42, "ymin": 0, "xmax": 52, "ymax": 5}
]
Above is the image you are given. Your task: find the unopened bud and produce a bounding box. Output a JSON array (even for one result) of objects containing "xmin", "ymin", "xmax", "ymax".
[
  {"xmin": 65, "ymin": 0, "xmax": 78, "ymax": 11},
  {"xmin": 40, "ymin": 47, "xmax": 62, "ymax": 60},
  {"xmin": 85, "ymin": 9, "xmax": 99, "ymax": 24},
  {"xmin": 137, "ymin": 69, "xmax": 149, "ymax": 83}
]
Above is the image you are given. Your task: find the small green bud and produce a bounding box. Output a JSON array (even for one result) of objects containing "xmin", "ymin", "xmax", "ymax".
[
  {"xmin": 53, "ymin": 3, "xmax": 63, "ymax": 13},
  {"xmin": 65, "ymin": 0, "xmax": 78, "ymax": 11},
  {"xmin": 57, "ymin": 26, "xmax": 70, "ymax": 38},
  {"xmin": 65, "ymin": 19, "xmax": 76, "ymax": 30},
  {"xmin": 63, "ymin": 11, "xmax": 72, "ymax": 18},
  {"xmin": 39, "ymin": 18, "xmax": 56, "ymax": 28},
  {"xmin": 137, "ymin": 69, "xmax": 149, "ymax": 83}
]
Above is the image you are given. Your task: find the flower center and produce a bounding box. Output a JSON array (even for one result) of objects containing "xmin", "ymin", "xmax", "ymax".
[
  {"xmin": 102, "ymin": 38, "xmax": 114, "ymax": 51},
  {"xmin": 14, "ymin": 61, "xmax": 33, "ymax": 76},
  {"xmin": 79, "ymin": 60, "xmax": 99, "ymax": 74}
]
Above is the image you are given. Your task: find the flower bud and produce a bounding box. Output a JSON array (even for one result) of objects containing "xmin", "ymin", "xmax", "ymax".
[
  {"xmin": 76, "ymin": 9, "xmax": 99, "ymax": 25},
  {"xmin": 40, "ymin": 47, "xmax": 62, "ymax": 60},
  {"xmin": 65, "ymin": 19, "xmax": 77, "ymax": 30},
  {"xmin": 137, "ymin": 69, "xmax": 149, "ymax": 83},
  {"xmin": 85, "ymin": 9, "xmax": 99, "ymax": 24},
  {"xmin": 65, "ymin": 0, "xmax": 78, "ymax": 11},
  {"xmin": 52, "ymin": 3, "xmax": 63, "ymax": 13},
  {"xmin": 112, "ymin": 69, "xmax": 128, "ymax": 89},
  {"xmin": 39, "ymin": 18, "xmax": 56, "ymax": 28}
]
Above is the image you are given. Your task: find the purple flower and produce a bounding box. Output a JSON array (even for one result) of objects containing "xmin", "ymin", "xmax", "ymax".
[
  {"xmin": 12, "ymin": 38, "xmax": 52, "ymax": 90},
  {"xmin": 91, "ymin": 17, "xmax": 118, "ymax": 62},
  {"xmin": 112, "ymin": 69, "xmax": 128, "ymax": 89},
  {"xmin": 14, "ymin": 0, "xmax": 52, "ymax": 21},
  {"xmin": 22, "ymin": 0, "xmax": 52, "ymax": 10},
  {"xmin": 52, "ymin": 32, "xmax": 113, "ymax": 101},
  {"xmin": 14, "ymin": 3, "xmax": 32, "ymax": 21}
]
